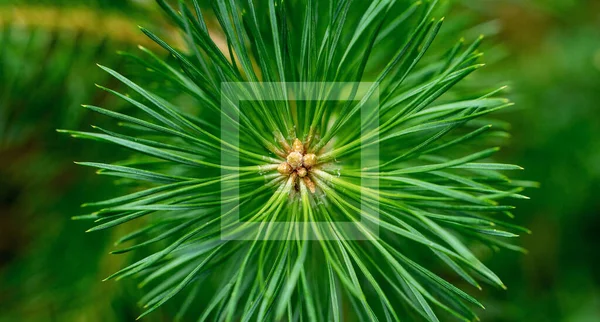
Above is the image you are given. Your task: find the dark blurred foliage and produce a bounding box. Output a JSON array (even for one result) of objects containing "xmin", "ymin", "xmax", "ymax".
[
  {"xmin": 0, "ymin": 1, "xmax": 176, "ymax": 321},
  {"xmin": 1, "ymin": 0, "xmax": 599, "ymax": 321},
  {"xmin": 453, "ymin": 0, "xmax": 600, "ymax": 321}
]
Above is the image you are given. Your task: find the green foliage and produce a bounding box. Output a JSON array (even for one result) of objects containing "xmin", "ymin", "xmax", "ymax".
[
  {"xmin": 64, "ymin": 0, "xmax": 532, "ymax": 320},
  {"xmin": 0, "ymin": 2, "xmax": 170, "ymax": 321},
  {"xmin": 464, "ymin": 1, "xmax": 600, "ymax": 320}
]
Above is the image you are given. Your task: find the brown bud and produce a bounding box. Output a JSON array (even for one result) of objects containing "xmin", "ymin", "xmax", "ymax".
[
  {"xmin": 277, "ymin": 162, "xmax": 292, "ymax": 175},
  {"xmin": 292, "ymin": 138, "xmax": 304, "ymax": 154},
  {"xmin": 287, "ymin": 151, "xmax": 303, "ymax": 169},
  {"xmin": 297, "ymin": 167, "xmax": 308, "ymax": 178},
  {"xmin": 303, "ymin": 153, "xmax": 317, "ymax": 168},
  {"xmin": 303, "ymin": 176, "xmax": 316, "ymax": 194},
  {"xmin": 275, "ymin": 132, "xmax": 292, "ymax": 154}
]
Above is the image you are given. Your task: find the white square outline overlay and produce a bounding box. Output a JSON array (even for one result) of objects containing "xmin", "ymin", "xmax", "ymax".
[{"xmin": 220, "ymin": 82, "xmax": 379, "ymax": 240}]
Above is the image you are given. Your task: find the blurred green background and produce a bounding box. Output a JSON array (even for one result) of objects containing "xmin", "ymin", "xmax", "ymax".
[{"xmin": 1, "ymin": 0, "xmax": 599, "ymax": 321}]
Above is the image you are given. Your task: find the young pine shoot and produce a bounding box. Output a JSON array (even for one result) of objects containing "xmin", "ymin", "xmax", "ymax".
[{"xmin": 62, "ymin": 0, "xmax": 533, "ymax": 321}]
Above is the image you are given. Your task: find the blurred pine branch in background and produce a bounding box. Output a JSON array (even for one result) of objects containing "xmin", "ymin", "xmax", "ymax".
[
  {"xmin": 454, "ymin": 1, "xmax": 600, "ymax": 321},
  {"xmin": 0, "ymin": 1, "xmax": 175, "ymax": 321}
]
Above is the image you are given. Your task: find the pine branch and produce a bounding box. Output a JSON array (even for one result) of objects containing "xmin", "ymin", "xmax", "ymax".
[{"xmin": 65, "ymin": 0, "xmax": 533, "ymax": 320}]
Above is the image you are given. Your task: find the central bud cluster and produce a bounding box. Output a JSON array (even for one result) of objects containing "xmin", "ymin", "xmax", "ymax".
[{"xmin": 277, "ymin": 138, "xmax": 318, "ymax": 193}]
